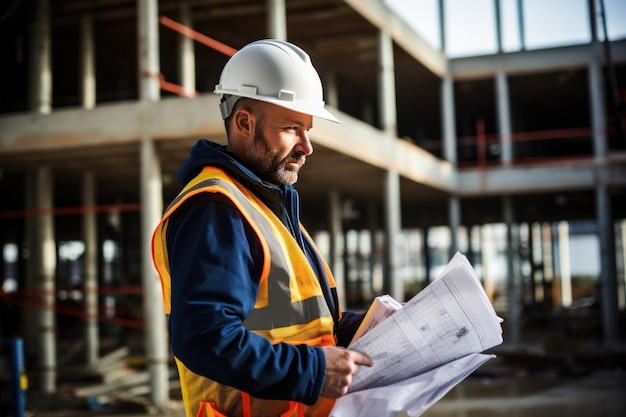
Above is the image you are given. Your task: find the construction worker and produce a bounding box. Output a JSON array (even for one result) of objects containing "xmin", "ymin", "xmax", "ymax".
[{"xmin": 152, "ymin": 39, "xmax": 373, "ymax": 417}]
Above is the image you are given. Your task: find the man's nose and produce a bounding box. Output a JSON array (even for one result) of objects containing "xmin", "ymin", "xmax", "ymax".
[{"xmin": 297, "ymin": 130, "xmax": 314, "ymax": 156}]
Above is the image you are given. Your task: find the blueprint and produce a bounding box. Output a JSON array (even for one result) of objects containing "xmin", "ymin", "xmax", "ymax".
[
  {"xmin": 347, "ymin": 252, "xmax": 503, "ymax": 393},
  {"xmin": 330, "ymin": 352, "xmax": 495, "ymax": 417}
]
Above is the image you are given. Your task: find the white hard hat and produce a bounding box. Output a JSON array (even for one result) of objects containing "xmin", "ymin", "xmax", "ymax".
[{"xmin": 214, "ymin": 39, "xmax": 340, "ymax": 123}]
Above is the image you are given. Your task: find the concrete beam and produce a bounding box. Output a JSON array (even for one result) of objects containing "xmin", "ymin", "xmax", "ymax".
[
  {"xmin": 458, "ymin": 158, "xmax": 626, "ymax": 195},
  {"xmin": 0, "ymin": 93, "xmax": 457, "ymax": 194},
  {"xmin": 0, "ymin": 94, "xmax": 224, "ymax": 153},
  {"xmin": 342, "ymin": 0, "xmax": 447, "ymax": 77},
  {"xmin": 451, "ymin": 40, "xmax": 626, "ymax": 80},
  {"xmin": 312, "ymin": 115, "xmax": 458, "ymax": 193},
  {"xmin": 2, "ymin": 96, "xmax": 624, "ymax": 197}
]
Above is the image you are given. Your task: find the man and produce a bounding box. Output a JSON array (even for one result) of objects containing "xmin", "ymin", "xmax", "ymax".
[{"xmin": 152, "ymin": 39, "xmax": 373, "ymax": 417}]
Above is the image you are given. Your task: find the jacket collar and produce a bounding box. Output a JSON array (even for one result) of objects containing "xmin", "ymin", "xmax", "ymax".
[{"xmin": 178, "ymin": 139, "xmax": 300, "ymax": 227}]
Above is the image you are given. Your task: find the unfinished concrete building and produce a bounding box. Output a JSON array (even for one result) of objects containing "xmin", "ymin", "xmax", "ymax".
[{"xmin": 0, "ymin": 0, "xmax": 625, "ymax": 409}]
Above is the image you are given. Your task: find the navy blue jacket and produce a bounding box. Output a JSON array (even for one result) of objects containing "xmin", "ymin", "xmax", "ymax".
[{"xmin": 166, "ymin": 139, "xmax": 362, "ymax": 404}]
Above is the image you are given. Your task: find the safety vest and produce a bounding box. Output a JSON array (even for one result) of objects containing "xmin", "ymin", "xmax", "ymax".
[{"xmin": 152, "ymin": 167, "xmax": 337, "ymax": 417}]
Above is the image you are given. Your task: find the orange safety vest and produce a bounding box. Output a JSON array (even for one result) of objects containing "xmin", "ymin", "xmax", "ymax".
[{"xmin": 152, "ymin": 167, "xmax": 337, "ymax": 417}]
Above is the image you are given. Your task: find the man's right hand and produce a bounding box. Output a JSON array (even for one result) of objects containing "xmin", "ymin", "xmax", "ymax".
[{"xmin": 320, "ymin": 346, "xmax": 373, "ymax": 398}]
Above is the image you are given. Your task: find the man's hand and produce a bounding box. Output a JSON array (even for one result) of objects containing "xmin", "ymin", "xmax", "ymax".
[{"xmin": 320, "ymin": 346, "xmax": 373, "ymax": 398}]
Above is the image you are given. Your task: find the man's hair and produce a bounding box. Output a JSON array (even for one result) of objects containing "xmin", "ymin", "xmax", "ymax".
[{"xmin": 223, "ymin": 97, "xmax": 266, "ymax": 137}]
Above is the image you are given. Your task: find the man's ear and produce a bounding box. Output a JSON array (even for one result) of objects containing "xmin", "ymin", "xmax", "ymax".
[{"xmin": 233, "ymin": 109, "xmax": 253, "ymax": 138}]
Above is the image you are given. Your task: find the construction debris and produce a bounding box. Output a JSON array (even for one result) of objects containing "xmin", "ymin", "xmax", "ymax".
[{"xmin": 55, "ymin": 346, "xmax": 181, "ymax": 414}]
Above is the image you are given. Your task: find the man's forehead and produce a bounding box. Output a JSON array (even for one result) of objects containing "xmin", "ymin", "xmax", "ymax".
[{"xmin": 265, "ymin": 103, "xmax": 313, "ymax": 127}]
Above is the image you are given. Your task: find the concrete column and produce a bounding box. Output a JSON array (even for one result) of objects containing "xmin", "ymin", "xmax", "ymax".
[
  {"xmin": 439, "ymin": 0, "xmax": 457, "ymax": 164},
  {"xmin": 503, "ymin": 196, "xmax": 520, "ymax": 345},
  {"xmin": 378, "ymin": 30, "xmax": 397, "ymax": 135},
  {"xmin": 481, "ymin": 225, "xmax": 495, "ymax": 301},
  {"xmin": 324, "ymin": 72, "xmax": 339, "ymax": 109},
  {"xmin": 140, "ymin": 135, "xmax": 168, "ymax": 409},
  {"xmin": 595, "ymin": 185, "xmax": 619, "ymax": 345},
  {"xmin": 82, "ymin": 173, "xmax": 99, "ymax": 365},
  {"xmin": 138, "ymin": 0, "xmax": 161, "ymax": 102},
  {"xmin": 552, "ymin": 222, "xmax": 562, "ymax": 307},
  {"xmin": 329, "ymin": 190, "xmax": 346, "ymax": 310},
  {"xmin": 590, "ymin": 0, "xmax": 619, "ymax": 344},
  {"xmin": 588, "ymin": 0, "xmax": 599, "ymax": 43},
  {"xmin": 466, "ymin": 224, "xmax": 474, "ymax": 261},
  {"xmin": 557, "ymin": 221, "xmax": 572, "ymax": 307},
  {"xmin": 617, "ymin": 219, "xmax": 626, "ymax": 310},
  {"xmin": 422, "ymin": 227, "xmax": 431, "ymax": 283},
  {"xmin": 36, "ymin": 167, "xmax": 56, "ymax": 394},
  {"xmin": 438, "ymin": 0, "xmax": 446, "ymax": 52},
  {"xmin": 448, "ymin": 196, "xmax": 461, "ymax": 258},
  {"xmin": 178, "ymin": 2, "xmax": 196, "ymax": 94},
  {"xmin": 496, "ymin": 68, "xmax": 513, "ymax": 164},
  {"xmin": 378, "ymin": 29, "xmax": 402, "ymax": 301},
  {"xmin": 367, "ymin": 202, "xmax": 380, "ymax": 294},
  {"xmin": 588, "ymin": 53, "xmax": 608, "ymax": 157},
  {"xmin": 530, "ymin": 223, "xmax": 545, "ymax": 303},
  {"xmin": 138, "ymin": 0, "xmax": 168, "ymax": 409},
  {"xmin": 81, "ymin": 14, "xmax": 96, "ymax": 109},
  {"xmin": 494, "ymin": 0, "xmax": 503, "ymax": 53},
  {"xmin": 23, "ymin": 172, "xmax": 38, "ymax": 361},
  {"xmin": 495, "ymin": 0, "xmax": 511, "ymax": 165},
  {"xmin": 385, "ymin": 170, "xmax": 403, "ymax": 301},
  {"xmin": 30, "ymin": 0, "xmax": 51, "ymax": 114},
  {"xmin": 441, "ymin": 73, "xmax": 457, "ymax": 163},
  {"xmin": 590, "ymin": 0, "xmax": 620, "ymax": 342},
  {"xmin": 517, "ymin": 0, "xmax": 526, "ymax": 51},
  {"xmin": 267, "ymin": 0, "xmax": 287, "ymax": 41},
  {"xmin": 541, "ymin": 222, "xmax": 557, "ymax": 309}
]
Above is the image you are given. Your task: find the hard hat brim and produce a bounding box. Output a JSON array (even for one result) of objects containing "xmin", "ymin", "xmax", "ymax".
[
  {"xmin": 215, "ymin": 90, "xmax": 341, "ymax": 124},
  {"xmin": 262, "ymin": 97, "xmax": 341, "ymax": 124}
]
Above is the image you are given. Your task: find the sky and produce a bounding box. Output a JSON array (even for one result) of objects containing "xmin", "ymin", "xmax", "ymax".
[{"xmin": 384, "ymin": 0, "xmax": 626, "ymax": 57}]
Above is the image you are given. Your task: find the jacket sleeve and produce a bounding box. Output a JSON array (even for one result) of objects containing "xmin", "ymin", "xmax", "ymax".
[{"xmin": 166, "ymin": 193, "xmax": 326, "ymax": 404}]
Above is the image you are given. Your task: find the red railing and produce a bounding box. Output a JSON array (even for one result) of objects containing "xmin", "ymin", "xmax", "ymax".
[{"xmin": 148, "ymin": 15, "xmax": 238, "ymax": 98}]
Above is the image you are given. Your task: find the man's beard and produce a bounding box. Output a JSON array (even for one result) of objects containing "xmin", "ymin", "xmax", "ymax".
[{"xmin": 245, "ymin": 125, "xmax": 306, "ymax": 186}]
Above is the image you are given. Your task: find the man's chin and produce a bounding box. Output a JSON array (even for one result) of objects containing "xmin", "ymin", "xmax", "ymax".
[
  {"xmin": 277, "ymin": 171, "xmax": 299, "ymax": 186},
  {"xmin": 275, "ymin": 164, "xmax": 299, "ymax": 181}
]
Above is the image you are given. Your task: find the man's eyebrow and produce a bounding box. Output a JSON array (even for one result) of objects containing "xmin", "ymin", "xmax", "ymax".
[{"xmin": 277, "ymin": 119, "xmax": 311, "ymax": 128}]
